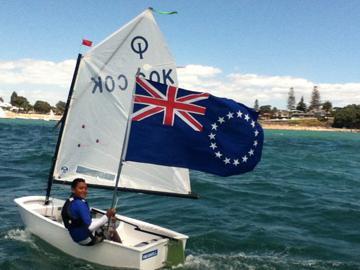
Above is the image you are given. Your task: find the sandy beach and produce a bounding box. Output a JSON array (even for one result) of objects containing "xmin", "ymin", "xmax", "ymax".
[
  {"xmin": 2, "ymin": 111, "xmax": 62, "ymax": 121},
  {"xmin": 260, "ymin": 121, "xmax": 359, "ymax": 133}
]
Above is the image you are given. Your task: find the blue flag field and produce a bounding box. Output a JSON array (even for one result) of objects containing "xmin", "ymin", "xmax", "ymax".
[{"xmin": 126, "ymin": 77, "xmax": 264, "ymax": 177}]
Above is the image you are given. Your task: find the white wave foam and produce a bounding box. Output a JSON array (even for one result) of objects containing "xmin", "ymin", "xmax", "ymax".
[
  {"xmin": 4, "ymin": 229, "xmax": 33, "ymax": 243},
  {"xmin": 183, "ymin": 253, "xmax": 248, "ymax": 269},
  {"xmin": 183, "ymin": 252, "xmax": 348, "ymax": 269}
]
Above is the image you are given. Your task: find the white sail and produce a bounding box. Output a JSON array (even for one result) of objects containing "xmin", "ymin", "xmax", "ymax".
[
  {"xmin": 54, "ymin": 9, "xmax": 191, "ymax": 196},
  {"xmin": 0, "ymin": 107, "xmax": 7, "ymax": 118}
]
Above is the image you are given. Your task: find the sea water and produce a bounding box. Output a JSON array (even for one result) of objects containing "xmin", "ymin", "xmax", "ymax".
[{"xmin": 1, "ymin": 118, "xmax": 360, "ymax": 269}]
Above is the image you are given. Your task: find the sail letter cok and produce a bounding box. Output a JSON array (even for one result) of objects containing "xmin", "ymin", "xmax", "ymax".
[
  {"xmin": 126, "ymin": 78, "xmax": 264, "ymax": 177},
  {"xmin": 53, "ymin": 10, "xmax": 191, "ymax": 196}
]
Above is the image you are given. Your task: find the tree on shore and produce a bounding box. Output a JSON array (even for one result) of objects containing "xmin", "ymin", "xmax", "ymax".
[
  {"xmin": 332, "ymin": 105, "xmax": 360, "ymax": 129},
  {"xmin": 34, "ymin": 100, "xmax": 51, "ymax": 114},
  {"xmin": 56, "ymin": 101, "xmax": 66, "ymax": 114},
  {"xmin": 10, "ymin": 91, "xmax": 31, "ymax": 110},
  {"xmin": 260, "ymin": 105, "xmax": 272, "ymax": 113},
  {"xmin": 309, "ymin": 86, "xmax": 321, "ymax": 111},
  {"xmin": 296, "ymin": 96, "xmax": 307, "ymax": 112},
  {"xmin": 10, "ymin": 92, "xmax": 17, "ymax": 105},
  {"xmin": 287, "ymin": 87, "xmax": 296, "ymax": 110},
  {"xmin": 271, "ymin": 107, "xmax": 278, "ymax": 118},
  {"xmin": 254, "ymin": 99, "xmax": 259, "ymax": 111},
  {"xmin": 322, "ymin": 101, "xmax": 332, "ymax": 112}
]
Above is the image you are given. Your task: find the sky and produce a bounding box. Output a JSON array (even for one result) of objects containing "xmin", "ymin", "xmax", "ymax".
[{"xmin": 1, "ymin": 0, "xmax": 360, "ymax": 109}]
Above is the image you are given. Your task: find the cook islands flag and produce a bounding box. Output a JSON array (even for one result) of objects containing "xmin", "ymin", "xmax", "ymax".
[{"xmin": 126, "ymin": 77, "xmax": 264, "ymax": 177}]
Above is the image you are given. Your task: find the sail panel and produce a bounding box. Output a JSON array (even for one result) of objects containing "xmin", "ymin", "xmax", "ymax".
[{"xmin": 54, "ymin": 9, "xmax": 191, "ymax": 195}]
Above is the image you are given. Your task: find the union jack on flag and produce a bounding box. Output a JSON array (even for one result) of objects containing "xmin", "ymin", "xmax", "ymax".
[
  {"xmin": 132, "ymin": 77, "xmax": 209, "ymax": 131},
  {"xmin": 127, "ymin": 78, "xmax": 264, "ymax": 177}
]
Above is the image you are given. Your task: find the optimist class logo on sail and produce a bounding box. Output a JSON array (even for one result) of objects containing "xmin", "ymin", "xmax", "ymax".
[{"xmin": 90, "ymin": 35, "xmax": 175, "ymax": 94}]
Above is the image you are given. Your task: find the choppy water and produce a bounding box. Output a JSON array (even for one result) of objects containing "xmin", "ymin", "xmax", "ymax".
[{"xmin": 1, "ymin": 118, "xmax": 360, "ymax": 269}]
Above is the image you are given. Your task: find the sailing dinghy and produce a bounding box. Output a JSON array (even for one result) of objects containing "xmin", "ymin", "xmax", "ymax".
[
  {"xmin": 15, "ymin": 8, "xmax": 264, "ymax": 270},
  {"xmin": 15, "ymin": 9, "xmax": 192, "ymax": 270}
]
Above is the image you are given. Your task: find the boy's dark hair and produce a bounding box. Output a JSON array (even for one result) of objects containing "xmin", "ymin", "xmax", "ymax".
[{"xmin": 71, "ymin": 178, "xmax": 86, "ymax": 189}]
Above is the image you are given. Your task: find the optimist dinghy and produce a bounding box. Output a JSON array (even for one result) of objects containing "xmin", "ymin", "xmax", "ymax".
[
  {"xmin": 15, "ymin": 7, "xmax": 264, "ymax": 270},
  {"xmin": 15, "ymin": 9, "xmax": 193, "ymax": 270}
]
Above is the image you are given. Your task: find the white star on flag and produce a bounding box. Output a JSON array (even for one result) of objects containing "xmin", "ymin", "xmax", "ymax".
[
  {"xmin": 227, "ymin": 112, "xmax": 234, "ymax": 119},
  {"xmin": 218, "ymin": 117, "xmax": 225, "ymax": 124},
  {"xmin": 211, "ymin": 123, "xmax": 218, "ymax": 130},
  {"xmin": 242, "ymin": 155, "xmax": 248, "ymax": 162},
  {"xmin": 237, "ymin": 110, "xmax": 243, "ymax": 118},
  {"xmin": 215, "ymin": 151, "xmax": 223, "ymax": 158},
  {"xmin": 244, "ymin": 114, "xmax": 250, "ymax": 121},
  {"xmin": 208, "ymin": 133, "xmax": 216, "ymax": 140},
  {"xmin": 210, "ymin": 143, "xmax": 217, "ymax": 150},
  {"xmin": 248, "ymin": 149, "xmax": 254, "ymax": 156},
  {"xmin": 224, "ymin": 158, "xmax": 231, "ymax": 164},
  {"xmin": 233, "ymin": 159, "xmax": 240, "ymax": 166}
]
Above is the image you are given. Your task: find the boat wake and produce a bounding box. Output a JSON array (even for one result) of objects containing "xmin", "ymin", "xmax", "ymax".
[
  {"xmin": 4, "ymin": 229, "xmax": 33, "ymax": 243},
  {"xmin": 181, "ymin": 252, "xmax": 355, "ymax": 270}
]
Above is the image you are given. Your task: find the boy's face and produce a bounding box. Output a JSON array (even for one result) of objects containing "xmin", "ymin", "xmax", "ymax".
[{"xmin": 72, "ymin": 182, "xmax": 88, "ymax": 199}]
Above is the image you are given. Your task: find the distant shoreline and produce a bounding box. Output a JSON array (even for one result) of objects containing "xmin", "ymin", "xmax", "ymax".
[
  {"xmin": 260, "ymin": 121, "xmax": 359, "ymax": 133},
  {"xmin": 1, "ymin": 112, "xmax": 359, "ymax": 133},
  {"xmin": 2, "ymin": 111, "xmax": 62, "ymax": 121}
]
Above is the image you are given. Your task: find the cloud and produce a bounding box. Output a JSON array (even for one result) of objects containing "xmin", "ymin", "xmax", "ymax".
[
  {"xmin": 178, "ymin": 66, "xmax": 360, "ymax": 108},
  {"xmin": 227, "ymin": 74, "xmax": 313, "ymax": 89},
  {"xmin": 0, "ymin": 59, "xmax": 76, "ymax": 105},
  {"xmin": 0, "ymin": 59, "xmax": 359, "ymax": 109},
  {"xmin": 0, "ymin": 59, "xmax": 76, "ymax": 88}
]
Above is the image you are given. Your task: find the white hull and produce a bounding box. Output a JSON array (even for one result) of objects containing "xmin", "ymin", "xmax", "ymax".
[{"xmin": 15, "ymin": 196, "xmax": 188, "ymax": 270}]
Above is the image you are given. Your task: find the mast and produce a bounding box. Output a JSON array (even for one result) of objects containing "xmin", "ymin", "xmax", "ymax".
[
  {"xmin": 45, "ymin": 53, "xmax": 82, "ymax": 204},
  {"xmin": 109, "ymin": 70, "xmax": 140, "ymax": 210}
]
